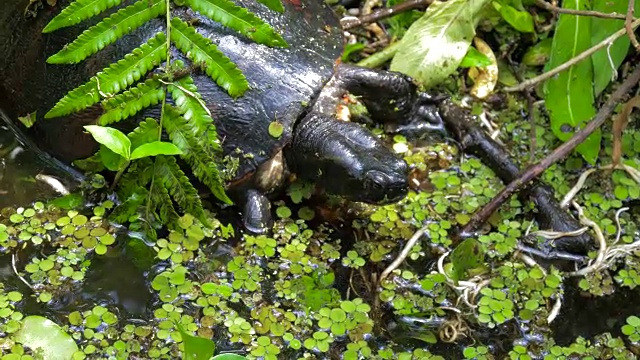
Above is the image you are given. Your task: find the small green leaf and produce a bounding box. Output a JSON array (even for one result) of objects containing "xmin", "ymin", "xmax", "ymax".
[
  {"xmin": 49, "ymin": 194, "xmax": 84, "ymax": 210},
  {"xmin": 130, "ymin": 142, "xmax": 183, "ymax": 160},
  {"xmin": 268, "ymin": 121, "xmax": 284, "ymax": 138},
  {"xmin": 459, "ymin": 46, "xmax": 492, "ymax": 68},
  {"xmin": 494, "ymin": 2, "xmax": 534, "ymax": 33},
  {"xmin": 84, "ymin": 125, "xmax": 131, "ymax": 159},
  {"xmin": 17, "ymin": 112, "xmax": 37, "ymax": 128},
  {"xmin": 522, "ymin": 38, "xmax": 552, "ymax": 66},
  {"xmin": 450, "ymin": 238, "xmax": 485, "ymax": 281},
  {"xmin": 211, "ymin": 355, "xmax": 249, "ymax": 360}
]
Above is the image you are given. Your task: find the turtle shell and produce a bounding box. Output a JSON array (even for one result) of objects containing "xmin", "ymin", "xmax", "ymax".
[{"xmin": 0, "ymin": 0, "xmax": 344, "ymax": 183}]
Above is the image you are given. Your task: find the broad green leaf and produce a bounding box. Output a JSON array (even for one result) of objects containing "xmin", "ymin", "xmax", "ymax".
[
  {"xmin": 130, "ymin": 142, "xmax": 183, "ymax": 160},
  {"xmin": 100, "ymin": 146, "xmax": 129, "ymax": 171},
  {"xmin": 170, "ymin": 18, "xmax": 249, "ymax": 97},
  {"xmin": 47, "ymin": 0, "xmax": 165, "ymax": 64},
  {"xmin": 176, "ymin": 322, "xmax": 216, "ymax": 360},
  {"xmin": 184, "ymin": 0, "xmax": 287, "ymax": 48},
  {"xmin": 544, "ymin": 0, "xmax": 599, "ymax": 164},
  {"xmin": 459, "ymin": 46, "xmax": 492, "ymax": 68},
  {"xmin": 43, "ymin": 0, "xmax": 122, "ymax": 33},
  {"xmin": 450, "ymin": 238, "xmax": 485, "ymax": 281},
  {"xmin": 84, "ymin": 125, "xmax": 131, "ymax": 159},
  {"xmin": 212, "ymin": 355, "xmax": 249, "ymax": 360},
  {"xmin": 99, "ymin": 78, "xmax": 164, "ymax": 125},
  {"xmin": 15, "ymin": 316, "xmax": 79, "ymax": 360},
  {"xmin": 256, "ymin": 0, "xmax": 284, "ymax": 13},
  {"xmin": 390, "ymin": 0, "xmax": 491, "ymax": 88},
  {"xmin": 493, "ymin": 1, "xmax": 534, "ymax": 33},
  {"xmin": 591, "ymin": 0, "xmax": 630, "ymax": 96}
]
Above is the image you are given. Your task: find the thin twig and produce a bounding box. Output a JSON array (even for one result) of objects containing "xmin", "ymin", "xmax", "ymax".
[
  {"xmin": 342, "ymin": 0, "xmax": 432, "ymax": 30},
  {"xmin": 535, "ymin": 0, "xmax": 628, "ymax": 20},
  {"xmin": 504, "ymin": 18, "xmax": 640, "ymax": 92},
  {"xmin": 627, "ymin": 0, "xmax": 640, "ymax": 51},
  {"xmin": 462, "ymin": 65, "xmax": 640, "ymax": 236},
  {"xmin": 379, "ymin": 225, "xmax": 428, "ymax": 283},
  {"xmin": 12, "ymin": 253, "xmax": 34, "ymax": 291}
]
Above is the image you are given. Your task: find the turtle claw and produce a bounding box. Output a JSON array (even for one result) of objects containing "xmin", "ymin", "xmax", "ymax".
[{"xmin": 242, "ymin": 189, "xmax": 273, "ymax": 235}]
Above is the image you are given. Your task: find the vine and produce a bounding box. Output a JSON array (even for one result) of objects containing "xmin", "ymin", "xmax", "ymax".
[{"xmin": 42, "ymin": 0, "xmax": 287, "ymax": 237}]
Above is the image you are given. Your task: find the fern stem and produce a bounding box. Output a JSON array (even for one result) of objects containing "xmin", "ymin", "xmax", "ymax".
[{"xmin": 165, "ymin": 0, "xmax": 172, "ymax": 72}]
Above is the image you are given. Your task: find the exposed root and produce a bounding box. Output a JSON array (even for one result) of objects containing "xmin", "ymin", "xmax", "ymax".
[{"xmin": 12, "ymin": 252, "xmax": 34, "ymax": 291}]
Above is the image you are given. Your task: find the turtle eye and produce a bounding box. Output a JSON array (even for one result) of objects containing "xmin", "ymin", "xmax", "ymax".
[{"xmin": 364, "ymin": 171, "xmax": 386, "ymax": 193}]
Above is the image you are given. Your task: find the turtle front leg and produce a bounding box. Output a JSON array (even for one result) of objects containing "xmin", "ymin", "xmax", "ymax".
[{"xmin": 313, "ymin": 63, "xmax": 445, "ymax": 136}]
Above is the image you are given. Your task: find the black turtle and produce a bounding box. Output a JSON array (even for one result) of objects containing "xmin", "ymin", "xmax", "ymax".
[{"xmin": 0, "ymin": 0, "xmax": 444, "ymax": 233}]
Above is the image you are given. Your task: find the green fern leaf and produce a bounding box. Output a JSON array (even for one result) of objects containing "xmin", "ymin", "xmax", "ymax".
[
  {"xmin": 184, "ymin": 0, "xmax": 287, "ymax": 48},
  {"xmin": 110, "ymin": 187, "xmax": 147, "ymax": 223},
  {"xmin": 45, "ymin": 78, "xmax": 100, "ymax": 118},
  {"xmin": 47, "ymin": 0, "xmax": 166, "ymax": 64},
  {"xmin": 99, "ymin": 79, "xmax": 164, "ymax": 125},
  {"xmin": 170, "ymin": 18, "xmax": 249, "ymax": 98},
  {"xmin": 168, "ymin": 75, "xmax": 220, "ymax": 149},
  {"xmin": 256, "ymin": 0, "xmax": 284, "ymax": 13},
  {"xmin": 154, "ymin": 156, "xmax": 208, "ymax": 224},
  {"xmin": 43, "ymin": 0, "xmax": 122, "ymax": 33},
  {"xmin": 97, "ymin": 32, "xmax": 168, "ymax": 95},
  {"xmin": 163, "ymin": 105, "xmax": 232, "ymax": 205},
  {"xmin": 149, "ymin": 177, "xmax": 181, "ymax": 229},
  {"xmin": 129, "ymin": 118, "xmax": 161, "ymax": 149},
  {"xmin": 46, "ymin": 33, "xmax": 167, "ymax": 119}
]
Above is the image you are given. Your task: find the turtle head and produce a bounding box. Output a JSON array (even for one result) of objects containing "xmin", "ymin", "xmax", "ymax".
[{"xmin": 287, "ymin": 114, "xmax": 409, "ymax": 204}]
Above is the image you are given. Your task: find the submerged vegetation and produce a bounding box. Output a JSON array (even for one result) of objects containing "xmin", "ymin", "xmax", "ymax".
[{"xmin": 1, "ymin": 0, "xmax": 640, "ymax": 358}]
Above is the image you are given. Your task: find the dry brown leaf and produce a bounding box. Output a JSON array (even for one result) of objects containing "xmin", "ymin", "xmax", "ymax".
[
  {"xmin": 468, "ymin": 37, "xmax": 498, "ymax": 99},
  {"xmin": 612, "ymin": 95, "xmax": 640, "ymax": 166}
]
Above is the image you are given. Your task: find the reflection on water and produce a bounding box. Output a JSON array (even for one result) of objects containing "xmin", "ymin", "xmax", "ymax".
[{"xmin": 0, "ymin": 109, "xmax": 83, "ymax": 207}]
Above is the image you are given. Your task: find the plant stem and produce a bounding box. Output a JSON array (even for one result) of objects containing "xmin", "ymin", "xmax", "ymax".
[
  {"xmin": 357, "ymin": 41, "xmax": 400, "ymax": 68},
  {"xmin": 504, "ymin": 17, "xmax": 640, "ymax": 92},
  {"xmin": 111, "ymin": 161, "xmax": 130, "ymax": 191}
]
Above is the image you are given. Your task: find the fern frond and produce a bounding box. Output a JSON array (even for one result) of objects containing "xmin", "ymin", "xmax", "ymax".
[
  {"xmin": 97, "ymin": 32, "xmax": 168, "ymax": 95},
  {"xmin": 129, "ymin": 118, "xmax": 161, "ymax": 149},
  {"xmin": 184, "ymin": 0, "xmax": 287, "ymax": 48},
  {"xmin": 110, "ymin": 187, "xmax": 147, "ymax": 223},
  {"xmin": 170, "ymin": 18, "xmax": 249, "ymax": 98},
  {"xmin": 154, "ymin": 156, "xmax": 208, "ymax": 224},
  {"xmin": 168, "ymin": 75, "xmax": 220, "ymax": 149},
  {"xmin": 163, "ymin": 105, "xmax": 232, "ymax": 205},
  {"xmin": 43, "ymin": 0, "xmax": 122, "ymax": 33},
  {"xmin": 256, "ymin": 0, "xmax": 284, "ymax": 13},
  {"xmin": 99, "ymin": 79, "xmax": 164, "ymax": 125},
  {"xmin": 45, "ymin": 78, "xmax": 100, "ymax": 118},
  {"xmin": 149, "ymin": 177, "xmax": 181, "ymax": 229},
  {"xmin": 47, "ymin": 0, "xmax": 166, "ymax": 64}
]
